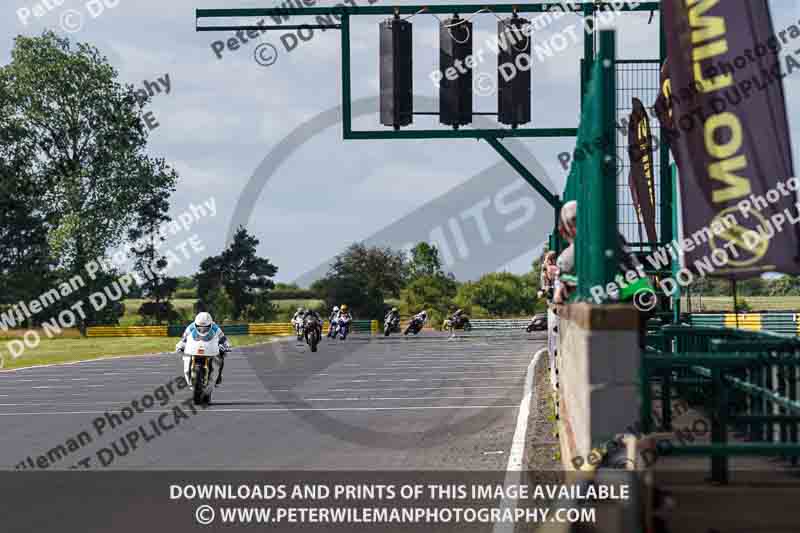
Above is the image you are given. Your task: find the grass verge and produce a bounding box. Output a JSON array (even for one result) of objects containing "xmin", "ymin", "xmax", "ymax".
[{"xmin": 0, "ymin": 334, "xmax": 277, "ymax": 371}]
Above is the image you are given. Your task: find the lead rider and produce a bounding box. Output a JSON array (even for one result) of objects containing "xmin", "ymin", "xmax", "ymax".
[{"xmin": 176, "ymin": 312, "xmax": 231, "ymax": 387}]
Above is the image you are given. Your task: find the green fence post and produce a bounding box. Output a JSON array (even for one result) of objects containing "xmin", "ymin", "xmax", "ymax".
[
  {"xmin": 711, "ymin": 366, "xmax": 729, "ymax": 484},
  {"xmin": 641, "ymin": 359, "xmax": 652, "ymax": 434},
  {"xmin": 581, "ymin": 30, "xmax": 618, "ymax": 299},
  {"xmin": 670, "ymin": 164, "xmax": 681, "ymax": 323}
]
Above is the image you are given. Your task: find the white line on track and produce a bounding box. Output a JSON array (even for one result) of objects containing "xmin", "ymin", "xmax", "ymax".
[
  {"xmin": 493, "ymin": 347, "xmax": 546, "ymax": 533},
  {"xmin": 0, "ymin": 395, "xmax": 511, "ymax": 407},
  {"xmin": 0, "ymin": 405, "xmax": 519, "ymax": 416},
  {"xmin": 367, "ymin": 377, "xmax": 523, "ymax": 382}
]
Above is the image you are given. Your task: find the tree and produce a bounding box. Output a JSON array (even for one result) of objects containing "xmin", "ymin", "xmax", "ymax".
[
  {"xmin": 195, "ymin": 227, "xmax": 278, "ymax": 320},
  {"xmin": 314, "ymin": 243, "xmax": 408, "ymax": 318},
  {"xmin": 456, "ymin": 272, "xmax": 540, "ymax": 317},
  {"xmin": 195, "ymin": 287, "xmax": 235, "ymax": 323},
  {"xmin": 400, "ymin": 274, "xmax": 458, "ymax": 327},
  {"xmin": 1, "ymin": 32, "xmax": 178, "ymax": 332},
  {"xmin": 767, "ymin": 275, "xmax": 800, "ymax": 296},
  {"xmin": 127, "ymin": 162, "xmax": 179, "ymax": 324},
  {"xmin": 400, "ymin": 243, "xmax": 457, "ymax": 326},
  {"xmin": 0, "ymin": 76, "xmax": 53, "ymax": 325},
  {"xmin": 408, "ymin": 242, "xmax": 443, "ymax": 279}
]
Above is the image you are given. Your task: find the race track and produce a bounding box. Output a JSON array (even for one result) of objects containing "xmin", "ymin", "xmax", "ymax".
[{"xmin": 0, "ymin": 332, "xmax": 547, "ymax": 471}]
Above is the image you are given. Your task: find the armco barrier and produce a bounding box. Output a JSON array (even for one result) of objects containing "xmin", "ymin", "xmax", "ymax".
[
  {"xmin": 0, "ymin": 328, "xmax": 81, "ymax": 339},
  {"xmin": 689, "ymin": 313, "xmax": 799, "ymax": 336},
  {"xmin": 470, "ymin": 319, "xmax": 530, "ymax": 330},
  {"xmin": 86, "ymin": 326, "xmax": 168, "ymax": 337},
  {"xmin": 86, "ymin": 319, "xmax": 450, "ymax": 337}
]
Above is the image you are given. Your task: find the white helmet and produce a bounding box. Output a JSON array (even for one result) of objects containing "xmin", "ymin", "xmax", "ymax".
[
  {"xmin": 195, "ymin": 312, "xmax": 213, "ymax": 334},
  {"xmin": 333, "ymin": 306, "xmax": 339, "ymax": 312},
  {"xmin": 420, "ymin": 310, "xmax": 427, "ymax": 318}
]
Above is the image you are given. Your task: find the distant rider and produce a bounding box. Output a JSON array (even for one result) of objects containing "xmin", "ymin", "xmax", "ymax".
[
  {"xmin": 292, "ymin": 307, "xmax": 305, "ymax": 335},
  {"xmin": 385, "ymin": 307, "xmax": 400, "ymax": 325},
  {"xmin": 175, "ymin": 312, "xmax": 231, "ymax": 386},
  {"xmin": 448, "ymin": 309, "xmax": 466, "ymax": 338},
  {"xmin": 413, "ymin": 310, "xmax": 428, "ymax": 325},
  {"xmin": 338, "ymin": 304, "xmax": 353, "ymax": 336},
  {"xmin": 327, "ymin": 306, "xmax": 340, "ymax": 338},
  {"xmin": 303, "ymin": 308, "xmax": 323, "ymax": 338}
]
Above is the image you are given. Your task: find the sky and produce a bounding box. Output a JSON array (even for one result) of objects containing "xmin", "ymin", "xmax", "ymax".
[{"xmin": 3, "ymin": 0, "xmax": 799, "ymax": 285}]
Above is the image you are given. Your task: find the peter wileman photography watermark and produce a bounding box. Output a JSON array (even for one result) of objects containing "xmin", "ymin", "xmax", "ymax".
[
  {"xmin": 430, "ymin": 0, "xmax": 643, "ymax": 96},
  {"xmin": 0, "ymin": 198, "xmax": 217, "ymax": 369},
  {"xmin": 14, "ymin": 375, "xmax": 204, "ymax": 469},
  {"xmin": 209, "ymin": 0, "xmax": 380, "ymax": 68},
  {"xmin": 16, "ymin": 0, "xmax": 123, "ymax": 34},
  {"xmin": 134, "ymin": 73, "xmax": 172, "ymax": 132},
  {"xmin": 592, "ymin": 176, "xmax": 800, "ymax": 311},
  {"xmin": 556, "ymin": 14, "xmax": 800, "ymax": 171},
  {"xmin": 570, "ymin": 396, "xmax": 706, "ymax": 470},
  {"xmin": 228, "ymin": 95, "xmax": 555, "ymax": 449}
]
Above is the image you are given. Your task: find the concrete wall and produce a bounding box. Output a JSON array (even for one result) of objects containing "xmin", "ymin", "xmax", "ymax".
[{"xmin": 555, "ymin": 303, "xmax": 640, "ymax": 463}]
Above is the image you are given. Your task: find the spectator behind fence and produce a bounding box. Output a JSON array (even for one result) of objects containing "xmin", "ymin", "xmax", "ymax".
[
  {"xmin": 551, "ymin": 200, "xmax": 656, "ymax": 347},
  {"xmin": 553, "ymin": 201, "xmax": 577, "ymax": 304},
  {"xmin": 538, "ymin": 251, "xmax": 558, "ymax": 301}
]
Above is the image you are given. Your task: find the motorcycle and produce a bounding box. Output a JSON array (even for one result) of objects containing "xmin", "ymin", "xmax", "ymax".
[
  {"xmin": 443, "ymin": 315, "xmax": 472, "ymax": 334},
  {"xmin": 526, "ymin": 314, "xmax": 547, "ymax": 332},
  {"xmin": 293, "ymin": 317, "xmax": 304, "ymax": 341},
  {"xmin": 327, "ymin": 318, "xmax": 339, "ymax": 338},
  {"xmin": 384, "ymin": 315, "xmax": 401, "ymax": 336},
  {"xmin": 404, "ymin": 316, "xmax": 424, "ymax": 336},
  {"xmin": 304, "ymin": 315, "xmax": 321, "ymax": 352},
  {"xmin": 181, "ymin": 333, "xmax": 227, "ymax": 406},
  {"xmin": 338, "ymin": 315, "xmax": 351, "ymax": 340}
]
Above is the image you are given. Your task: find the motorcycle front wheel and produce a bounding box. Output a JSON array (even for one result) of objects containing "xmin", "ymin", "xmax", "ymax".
[
  {"xmin": 193, "ymin": 362, "xmax": 206, "ymax": 405},
  {"xmin": 309, "ymin": 330, "xmax": 319, "ymax": 352}
]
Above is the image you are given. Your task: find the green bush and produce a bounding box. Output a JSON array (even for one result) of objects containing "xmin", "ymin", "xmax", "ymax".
[
  {"xmin": 173, "ymin": 288, "xmax": 197, "ymax": 299},
  {"xmin": 269, "ymin": 289, "xmax": 319, "ymax": 300}
]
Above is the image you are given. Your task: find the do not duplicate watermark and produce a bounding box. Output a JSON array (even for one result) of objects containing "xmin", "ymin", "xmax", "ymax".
[{"xmin": 17, "ymin": 0, "xmax": 124, "ymax": 34}]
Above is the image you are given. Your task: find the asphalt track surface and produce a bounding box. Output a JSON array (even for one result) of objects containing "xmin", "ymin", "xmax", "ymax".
[{"xmin": 0, "ymin": 331, "xmax": 546, "ymax": 471}]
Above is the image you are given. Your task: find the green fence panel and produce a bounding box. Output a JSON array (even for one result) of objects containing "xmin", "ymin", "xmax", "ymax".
[
  {"xmin": 689, "ymin": 313, "xmax": 799, "ymax": 336},
  {"xmin": 689, "ymin": 314, "xmax": 725, "ymax": 328},
  {"xmin": 167, "ymin": 324, "xmax": 250, "ymax": 336},
  {"xmin": 223, "ymin": 324, "xmax": 249, "ymax": 336},
  {"xmin": 351, "ymin": 320, "xmax": 373, "ymax": 333},
  {"xmin": 762, "ymin": 313, "xmax": 797, "ymax": 336}
]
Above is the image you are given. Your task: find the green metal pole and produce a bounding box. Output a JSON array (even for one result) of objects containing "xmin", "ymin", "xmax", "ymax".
[
  {"xmin": 671, "ymin": 164, "xmax": 681, "ymax": 323},
  {"xmin": 553, "ymin": 194, "xmax": 562, "ymax": 255},
  {"xmin": 711, "ymin": 367, "xmax": 730, "ymax": 484},
  {"xmin": 582, "ymin": 3, "xmax": 594, "ymax": 101},
  {"xmin": 341, "ymin": 14, "xmax": 352, "ymax": 138},
  {"xmin": 582, "ymin": 30, "xmax": 618, "ymax": 299},
  {"xmin": 484, "ymin": 137, "xmax": 561, "ymax": 209}
]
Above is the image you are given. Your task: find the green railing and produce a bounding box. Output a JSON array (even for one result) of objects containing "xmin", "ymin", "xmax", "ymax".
[
  {"xmin": 641, "ymin": 325, "xmax": 800, "ymax": 483},
  {"xmin": 561, "ymin": 31, "xmax": 619, "ymax": 299}
]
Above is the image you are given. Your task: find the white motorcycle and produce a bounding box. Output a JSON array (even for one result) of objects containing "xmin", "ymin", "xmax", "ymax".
[
  {"xmin": 181, "ymin": 334, "xmax": 227, "ymax": 406},
  {"xmin": 292, "ymin": 317, "xmax": 304, "ymax": 340}
]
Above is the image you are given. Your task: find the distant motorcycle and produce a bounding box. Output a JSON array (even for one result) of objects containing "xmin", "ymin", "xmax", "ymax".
[
  {"xmin": 404, "ymin": 316, "xmax": 424, "ymax": 336},
  {"xmin": 526, "ymin": 314, "xmax": 547, "ymax": 332},
  {"xmin": 293, "ymin": 318, "xmax": 304, "ymax": 341},
  {"xmin": 338, "ymin": 315, "xmax": 352, "ymax": 340},
  {"xmin": 304, "ymin": 316, "xmax": 321, "ymax": 352},
  {"xmin": 384, "ymin": 315, "xmax": 401, "ymax": 337},
  {"xmin": 181, "ymin": 334, "xmax": 228, "ymax": 406},
  {"xmin": 327, "ymin": 319, "xmax": 339, "ymax": 338},
  {"xmin": 443, "ymin": 315, "xmax": 472, "ymax": 334}
]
